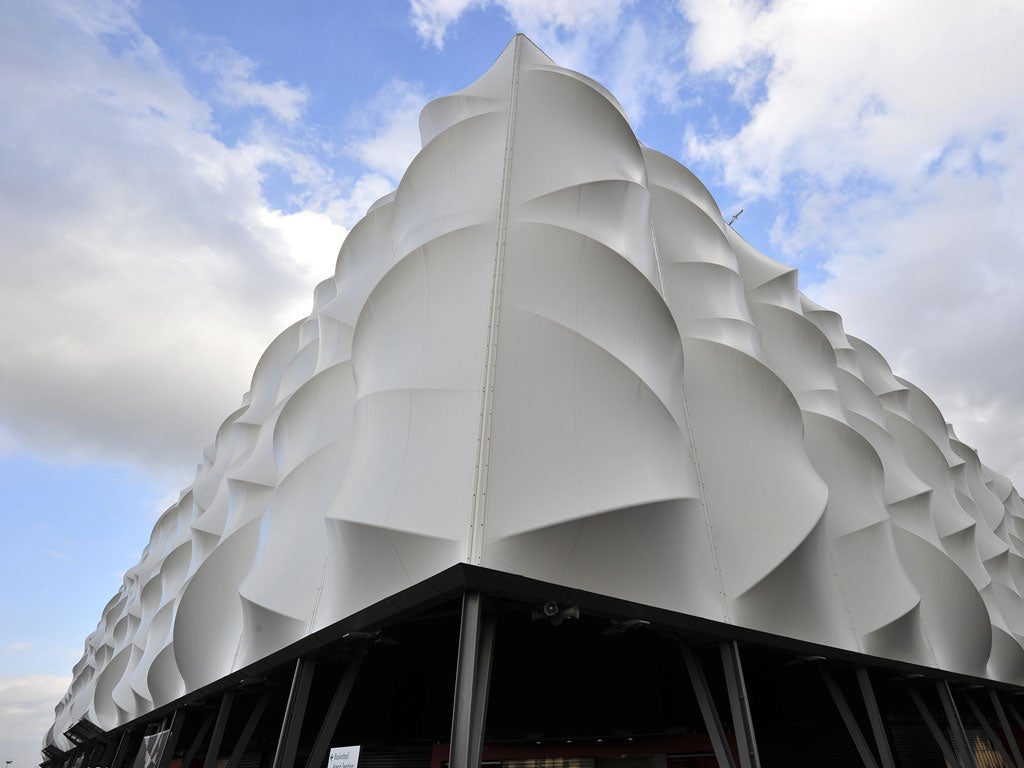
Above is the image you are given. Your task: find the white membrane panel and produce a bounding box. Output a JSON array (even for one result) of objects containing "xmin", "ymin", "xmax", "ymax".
[{"xmin": 47, "ymin": 35, "xmax": 1024, "ymax": 747}]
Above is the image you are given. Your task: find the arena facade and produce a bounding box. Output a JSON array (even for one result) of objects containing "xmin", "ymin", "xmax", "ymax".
[{"xmin": 43, "ymin": 35, "xmax": 1024, "ymax": 768}]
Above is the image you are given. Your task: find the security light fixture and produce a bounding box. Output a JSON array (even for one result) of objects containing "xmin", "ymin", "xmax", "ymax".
[{"xmin": 530, "ymin": 602, "xmax": 581, "ymax": 625}]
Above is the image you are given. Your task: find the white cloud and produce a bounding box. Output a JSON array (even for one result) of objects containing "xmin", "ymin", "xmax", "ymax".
[
  {"xmin": 409, "ymin": 0, "xmax": 483, "ymax": 48},
  {"xmin": 678, "ymin": 0, "xmax": 1024, "ymax": 482},
  {"xmin": 327, "ymin": 173, "xmax": 397, "ymax": 231},
  {"xmin": 601, "ymin": 16, "xmax": 690, "ymax": 125},
  {"xmin": 196, "ymin": 41, "xmax": 309, "ymax": 123},
  {"xmin": 491, "ymin": 0, "xmax": 635, "ymax": 79},
  {"xmin": 0, "ymin": 2, "xmax": 455, "ymax": 498},
  {"xmin": 260, "ymin": 208, "xmax": 348, "ymax": 322},
  {"xmin": 347, "ymin": 80, "xmax": 428, "ymax": 184},
  {"xmin": 0, "ymin": 675, "xmax": 72, "ymax": 768},
  {"xmin": 8, "ymin": 643, "xmax": 32, "ymax": 652},
  {"xmin": 313, "ymin": 79, "xmax": 430, "ymax": 229},
  {"xmin": 409, "ymin": 0, "xmax": 643, "ymax": 54},
  {"xmin": 0, "ymin": 2, "xmax": 344, "ymax": 484},
  {"xmin": 493, "ymin": 0, "xmax": 634, "ymax": 44},
  {"xmin": 681, "ymin": 0, "xmax": 1024, "ymax": 197},
  {"xmin": 407, "ymin": 0, "xmax": 690, "ymax": 126}
]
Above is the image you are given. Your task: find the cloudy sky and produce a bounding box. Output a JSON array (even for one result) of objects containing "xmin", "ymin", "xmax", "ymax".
[{"xmin": 2, "ymin": 0, "xmax": 1023, "ymax": 763}]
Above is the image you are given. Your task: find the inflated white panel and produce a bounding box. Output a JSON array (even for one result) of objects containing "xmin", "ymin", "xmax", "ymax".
[{"xmin": 47, "ymin": 34, "xmax": 1024, "ymax": 748}]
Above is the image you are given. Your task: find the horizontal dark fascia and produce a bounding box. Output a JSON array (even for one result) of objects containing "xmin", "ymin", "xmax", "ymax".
[{"xmin": 96, "ymin": 562, "xmax": 1024, "ymax": 741}]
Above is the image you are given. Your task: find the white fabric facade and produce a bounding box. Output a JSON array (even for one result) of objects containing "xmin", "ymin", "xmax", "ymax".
[{"xmin": 47, "ymin": 35, "xmax": 1024, "ymax": 748}]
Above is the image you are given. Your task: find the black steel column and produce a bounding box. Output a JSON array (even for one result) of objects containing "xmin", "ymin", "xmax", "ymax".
[
  {"xmin": 720, "ymin": 641, "xmax": 761, "ymax": 768},
  {"xmin": 449, "ymin": 591, "xmax": 496, "ymax": 768},
  {"xmin": 272, "ymin": 657, "xmax": 317, "ymax": 768},
  {"xmin": 963, "ymin": 692, "xmax": 1016, "ymax": 768},
  {"xmin": 156, "ymin": 709, "xmax": 186, "ymax": 768},
  {"xmin": 99, "ymin": 731, "xmax": 125, "ymax": 768},
  {"xmin": 907, "ymin": 684, "xmax": 961, "ymax": 768},
  {"xmin": 203, "ymin": 692, "xmax": 235, "ymax": 768},
  {"xmin": 88, "ymin": 740, "xmax": 107, "ymax": 767},
  {"xmin": 305, "ymin": 642, "xmax": 370, "ymax": 768},
  {"xmin": 227, "ymin": 691, "xmax": 272, "ymax": 768},
  {"xmin": 819, "ymin": 666, "xmax": 877, "ymax": 768},
  {"xmin": 990, "ymin": 690, "xmax": 1024, "ymax": 768},
  {"xmin": 855, "ymin": 667, "xmax": 896, "ymax": 768},
  {"xmin": 178, "ymin": 710, "xmax": 215, "ymax": 768},
  {"xmin": 1005, "ymin": 698, "xmax": 1024, "ymax": 733},
  {"xmin": 937, "ymin": 681, "xmax": 978, "ymax": 768},
  {"xmin": 680, "ymin": 643, "xmax": 736, "ymax": 768},
  {"xmin": 109, "ymin": 729, "xmax": 134, "ymax": 768}
]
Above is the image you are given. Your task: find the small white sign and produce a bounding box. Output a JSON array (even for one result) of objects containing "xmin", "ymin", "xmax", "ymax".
[{"xmin": 328, "ymin": 746, "xmax": 361, "ymax": 768}]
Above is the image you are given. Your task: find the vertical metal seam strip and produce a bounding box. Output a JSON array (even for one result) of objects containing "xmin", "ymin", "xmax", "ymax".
[
  {"xmin": 648, "ymin": 219, "xmax": 668, "ymax": 300},
  {"xmin": 823, "ymin": 539, "xmax": 861, "ymax": 651},
  {"xmin": 308, "ymin": 554, "xmax": 330, "ymax": 634},
  {"xmin": 469, "ymin": 34, "xmax": 522, "ymax": 565},
  {"xmin": 649, "ymin": 217, "xmax": 730, "ymax": 624},
  {"xmin": 680, "ymin": 376, "xmax": 729, "ymax": 622}
]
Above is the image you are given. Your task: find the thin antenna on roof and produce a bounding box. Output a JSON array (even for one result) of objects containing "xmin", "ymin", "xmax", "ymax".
[{"xmin": 728, "ymin": 209, "xmax": 744, "ymax": 226}]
